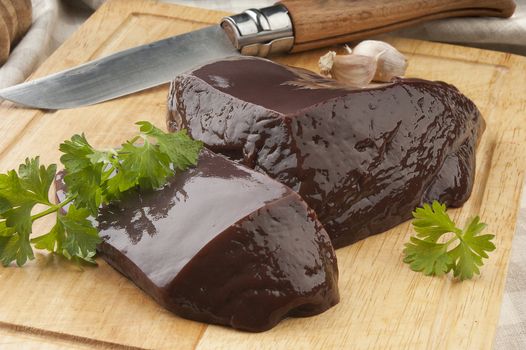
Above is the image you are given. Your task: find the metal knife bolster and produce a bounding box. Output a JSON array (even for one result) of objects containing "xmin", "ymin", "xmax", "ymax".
[{"xmin": 221, "ymin": 5, "xmax": 294, "ymax": 57}]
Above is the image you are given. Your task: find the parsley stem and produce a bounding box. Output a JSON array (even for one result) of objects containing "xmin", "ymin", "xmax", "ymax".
[
  {"xmin": 444, "ymin": 237, "xmax": 457, "ymax": 247},
  {"xmin": 451, "ymin": 228, "xmax": 464, "ymax": 243},
  {"xmin": 30, "ymin": 195, "xmax": 76, "ymax": 222}
]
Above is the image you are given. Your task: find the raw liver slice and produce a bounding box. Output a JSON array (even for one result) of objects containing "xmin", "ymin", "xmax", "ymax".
[
  {"xmin": 55, "ymin": 149, "xmax": 339, "ymax": 332},
  {"xmin": 167, "ymin": 57, "xmax": 485, "ymax": 248}
]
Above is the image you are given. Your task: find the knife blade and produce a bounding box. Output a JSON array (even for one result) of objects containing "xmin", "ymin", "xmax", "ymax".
[
  {"xmin": 0, "ymin": 26, "xmax": 240, "ymax": 109},
  {"xmin": 0, "ymin": 0, "xmax": 516, "ymax": 110}
]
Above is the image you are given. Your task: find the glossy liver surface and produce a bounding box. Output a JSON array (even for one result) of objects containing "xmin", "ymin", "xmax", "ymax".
[
  {"xmin": 55, "ymin": 150, "xmax": 339, "ymax": 332},
  {"xmin": 168, "ymin": 57, "xmax": 485, "ymax": 248}
]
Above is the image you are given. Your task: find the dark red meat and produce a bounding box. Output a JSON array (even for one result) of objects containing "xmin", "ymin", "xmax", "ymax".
[{"xmin": 167, "ymin": 57, "xmax": 484, "ymax": 248}]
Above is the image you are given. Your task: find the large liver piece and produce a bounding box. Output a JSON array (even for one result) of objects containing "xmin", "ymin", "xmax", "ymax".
[
  {"xmin": 167, "ymin": 57, "xmax": 485, "ymax": 248},
  {"xmin": 56, "ymin": 150, "xmax": 339, "ymax": 332}
]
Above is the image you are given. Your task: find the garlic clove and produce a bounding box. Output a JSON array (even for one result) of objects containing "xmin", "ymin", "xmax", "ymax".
[
  {"xmin": 352, "ymin": 40, "xmax": 408, "ymax": 82},
  {"xmin": 318, "ymin": 49, "xmax": 378, "ymax": 87},
  {"xmin": 331, "ymin": 54, "xmax": 378, "ymax": 87}
]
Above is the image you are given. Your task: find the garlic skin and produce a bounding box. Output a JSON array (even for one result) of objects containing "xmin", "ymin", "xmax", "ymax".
[
  {"xmin": 318, "ymin": 51, "xmax": 378, "ymax": 87},
  {"xmin": 352, "ymin": 40, "xmax": 408, "ymax": 82},
  {"xmin": 319, "ymin": 51, "xmax": 336, "ymax": 76}
]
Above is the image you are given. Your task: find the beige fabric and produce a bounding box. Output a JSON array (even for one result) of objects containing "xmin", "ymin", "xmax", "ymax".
[
  {"xmin": 495, "ymin": 190, "xmax": 526, "ymax": 349},
  {"xmin": 0, "ymin": 0, "xmax": 57, "ymax": 88},
  {"xmin": 0, "ymin": 0, "xmax": 91, "ymax": 89},
  {"xmin": 0, "ymin": 0, "xmax": 524, "ymax": 348},
  {"xmin": 395, "ymin": 3, "xmax": 526, "ymax": 56}
]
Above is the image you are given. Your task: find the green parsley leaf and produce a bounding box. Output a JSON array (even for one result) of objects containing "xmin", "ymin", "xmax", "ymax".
[
  {"xmin": 114, "ymin": 138, "xmax": 172, "ymax": 191},
  {"xmin": 31, "ymin": 206, "xmax": 100, "ymax": 265},
  {"xmin": 403, "ymin": 237, "xmax": 452, "ymax": 276},
  {"xmin": 0, "ymin": 233, "xmax": 34, "ymax": 267},
  {"xmin": 0, "ymin": 157, "xmax": 56, "ymax": 208},
  {"xmin": 137, "ymin": 121, "xmax": 202, "ymax": 170},
  {"xmin": 18, "ymin": 158, "xmax": 57, "ymax": 204},
  {"xmin": 0, "ymin": 221, "xmax": 15, "ymax": 237},
  {"xmin": 59, "ymin": 134, "xmax": 104, "ymax": 216},
  {"xmin": 31, "ymin": 220, "xmax": 65, "ymax": 253},
  {"xmin": 412, "ymin": 201, "xmax": 459, "ymax": 242},
  {"xmin": 59, "ymin": 205, "xmax": 101, "ymax": 263},
  {"xmin": 462, "ymin": 216, "xmax": 495, "ymax": 259},
  {"xmin": 59, "ymin": 134, "xmax": 97, "ymax": 172},
  {"xmin": 403, "ymin": 201, "xmax": 496, "ymax": 280},
  {"xmin": 0, "ymin": 157, "xmax": 57, "ymax": 266},
  {"xmin": 3, "ymin": 204, "xmax": 34, "ymax": 238}
]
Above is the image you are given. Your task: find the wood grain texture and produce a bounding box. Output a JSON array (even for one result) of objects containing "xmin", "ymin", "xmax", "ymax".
[
  {"xmin": 279, "ymin": 0, "xmax": 516, "ymax": 52},
  {"xmin": 0, "ymin": 326, "xmax": 126, "ymax": 350},
  {"xmin": 10, "ymin": 0, "xmax": 32, "ymax": 43},
  {"xmin": 0, "ymin": 0, "xmax": 17, "ymax": 42},
  {"xmin": 0, "ymin": 11, "xmax": 9, "ymax": 63},
  {"xmin": 0, "ymin": 0, "xmax": 525, "ymax": 349}
]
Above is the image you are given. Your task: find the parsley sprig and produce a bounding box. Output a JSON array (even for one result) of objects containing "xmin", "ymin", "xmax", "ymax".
[
  {"xmin": 403, "ymin": 201, "xmax": 496, "ymax": 280},
  {"xmin": 0, "ymin": 121, "xmax": 202, "ymax": 267}
]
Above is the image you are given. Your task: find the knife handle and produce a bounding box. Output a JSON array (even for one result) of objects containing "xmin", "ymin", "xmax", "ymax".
[{"xmin": 278, "ymin": 0, "xmax": 516, "ymax": 52}]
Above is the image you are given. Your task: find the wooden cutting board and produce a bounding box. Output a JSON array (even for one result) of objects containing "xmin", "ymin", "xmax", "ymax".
[{"xmin": 0, "ymin": 1, "xmax": 525, "ymax": 349}]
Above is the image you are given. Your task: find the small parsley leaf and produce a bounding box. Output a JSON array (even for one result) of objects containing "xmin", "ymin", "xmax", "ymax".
[
  {"xmin": 31, "ymin": 220, "xmax": 65, "ymax": 253},
  {"xmin": 60, "ymin": 134, "xmax": 104, "ymax": 216},
  {"xmin": 0, "ymin": 157, "xmax": 57, "ymax": 266},
  {"xmin": 403, "ymin": 201, "xmax": 496, "ymax": 280},
  {"xmin": 137, "ymin": 121, "xmax": 202, "ymax": 170},
  {"xmin": 0, "ymin": 157, "xmax": 55, "ymax": 207},
  {"xmin": 0, "ymin": 233, "xmax": 34, "ymax": 267},
  {"xmin": 59, "ymin": 206, "xmax": 101, "ymax": 263},
  {"xmin": 31, "ymin": 206, "xmax": 101, "ymax": 264},
  {"xmin": 116, "ymin": 138, "xmax": 172, "ymax": 190},
  {"xmin": 3, "ymin": 204, "xmax": 34, "ymax": 237},
  {"xmin": 403, "ymin": 237, "xmax": 452, "ymax": 276},
  {"xmin": 412, "ymin": 201, "xmax": 459, "ymax": 242}
]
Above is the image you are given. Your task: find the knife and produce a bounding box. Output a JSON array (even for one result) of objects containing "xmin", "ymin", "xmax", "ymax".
[{"xmin": 0, "ymin": 0, "xmax": 516, "ymax": 110}]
